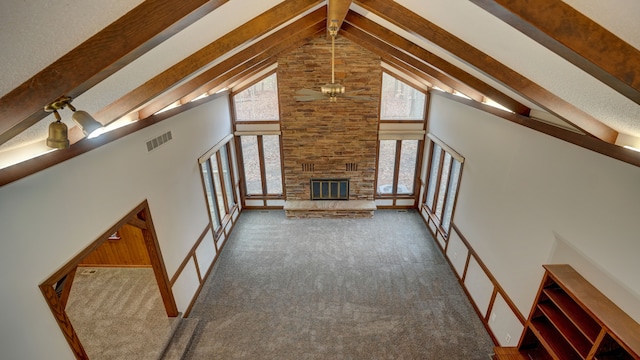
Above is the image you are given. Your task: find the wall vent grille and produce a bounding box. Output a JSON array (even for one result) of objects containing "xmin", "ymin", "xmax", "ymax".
[
  {"xmin": 146, "ymin": 131, "xmax": 173, "ymax": 152},
  {"xmin": 346, "ymin": 162, "xmax": 358, "ymax": 172},
  {"xmin": 301, "ymin": 163, "xmax": 314, "ymax": 172}
]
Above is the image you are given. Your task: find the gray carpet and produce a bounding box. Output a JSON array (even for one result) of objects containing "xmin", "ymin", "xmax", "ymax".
[
  {"xmin": 184, "ymin": 209, "xmax": 494, "ymax": 359},
  {"xmin": 66, "ymin": 267, "xmax": 178, "ymax": 360}
]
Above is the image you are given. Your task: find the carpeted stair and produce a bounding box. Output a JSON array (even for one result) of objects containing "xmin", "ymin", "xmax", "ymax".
[{"xmin": 158, "ymin": 318, "xmax": 201, "ymax": 360}]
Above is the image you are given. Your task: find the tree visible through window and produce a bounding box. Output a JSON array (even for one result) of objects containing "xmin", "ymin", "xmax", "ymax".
[
  {"xmin": 380, "ymin": 72, "xmax": 426, "ymax": 121},
  {"xmin": 234, "ymin": 73, "xmax": 279, "ymax": 121}
]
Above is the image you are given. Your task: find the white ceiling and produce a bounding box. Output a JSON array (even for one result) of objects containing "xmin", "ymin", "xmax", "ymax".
[{"xmin": 1, "ymin": 0, "xmax": 639, "ymax": 164}]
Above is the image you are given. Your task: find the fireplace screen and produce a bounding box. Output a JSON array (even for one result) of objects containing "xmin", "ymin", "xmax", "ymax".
[{"xmin": 310, "ymin": 179, "xmax": 349, "ymax": 200}]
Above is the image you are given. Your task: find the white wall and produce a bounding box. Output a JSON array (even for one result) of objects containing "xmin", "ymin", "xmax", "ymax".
[
  {"xmin": 0, "ymin": 95, "xmax": 232, "ymax": 359},
  {"xmin": 428, "ymin": 93, "xmax": 640, "ymax": 327}
]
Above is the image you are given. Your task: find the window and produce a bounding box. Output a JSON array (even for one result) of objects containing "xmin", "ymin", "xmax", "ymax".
[
  {"xmin": 219, "ymin": 146, "xmax": 236, "ymax": 212},
  {"xmin": 238, "ymin": 135, "xmax": 283, "ymax": 197},
  {"xmin": 262, "ymin": 135, "xmax": 283, "ymax": 194},
  {"xmin": 201, "ymin": 160, "xmax": 221, "ymax": 230},
  {"xmin": 240, "ymin": 136, "xmax": 262, "ymax": 195},
  {"xmin": 377, "ymin": 140, "xmax": 396, "ymax": 195},
  {"xmin": 380, "ymin": 72, "xmax": 426, "ymax": 121},
  {"xmin": 199, "ymin": 138, "xmax": 238, "ymax": 233},
  {"xmin": 233, "ymin": 71, "xmax": 284, "ymax": 201},
  {"xmin": 423, "ymin": 135, "xmax": 464, "ymax": 236},
  {"xmin": 376, "ymin": 140, "xmax": 419, "ymax": 196},
  {"xmin": 233, "ymin": 73, "xmax": 279, "ymax": 121},
  {"xmin": 210, "ymin": 155, "xmax": 226, "ymax": 219}
]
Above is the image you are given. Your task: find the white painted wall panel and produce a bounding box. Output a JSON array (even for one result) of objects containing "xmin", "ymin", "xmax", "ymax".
[
  {"xmin": 488, "ymin": 293, "xmax": 524, "ymax": 347},
  {"xmin": 375, "ymin": 199, "xmax": 394, "ymax": 206},
  {"xmin": 463, "ymin": 257, "xmax": 494, "ymax": 317},
  {"xmin": 436, "ymin": 232, "xmax": 446, "ymax": 250},
  {"xmin": 172, "ymin": 258, "xmax": 200, "ymax": 312},
  {"xmin": 266, "ymin": 199, "xmax": 286, "ymax": 206},
  {"xmin": 395, "ymin": 199, "xmax": 415, "ymax": 206},
  {"xmin": 245, "ymin": 199, "xmax": 265, "ymax": 207},
  {"xmin": 195, "ymin": 230, "xmax": 216, "ymax": 277},
  {"xmin": 445, "ymin": 230, "xmax": 469, "ymax": 279}
]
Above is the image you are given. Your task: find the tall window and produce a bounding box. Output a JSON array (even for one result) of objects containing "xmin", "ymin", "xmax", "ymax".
[
  {"xmin": 377, "ymin": 72, "xmax": 426, "ymax": 201},
  {"xmin": 199, "ymin": 139, "xmax": 237, "ymax": 234},
  {"xmin": 423, "ymin": 135, "xmax": 464, "ymax": 236},
  {"xmin": 233, "ymin": 72, "xmax": 284, "ymax": 200}
]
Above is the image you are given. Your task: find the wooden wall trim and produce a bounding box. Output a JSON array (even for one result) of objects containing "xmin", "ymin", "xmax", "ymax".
[
  {"xmin": 451, "ymin": 223, "xmax": 526, "ymax": 324},
  {"xmin": 170, "ymin": 223, "xmax": 212, "ymax": 286}
]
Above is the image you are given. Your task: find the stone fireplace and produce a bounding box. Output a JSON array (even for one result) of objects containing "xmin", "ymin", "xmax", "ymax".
[{"xmin": 277, "ymin": 34, "xmax": 380, "ymax": 218}]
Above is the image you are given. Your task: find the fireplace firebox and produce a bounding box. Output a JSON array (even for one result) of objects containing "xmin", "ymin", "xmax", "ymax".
[{"xmin": 310, "ymin": 178, "xmax": 349, "ymax": 200}]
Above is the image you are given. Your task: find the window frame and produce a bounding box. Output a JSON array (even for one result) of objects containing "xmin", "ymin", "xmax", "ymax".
[
  {"xmin": 198, "ymin": 135, "xmax": 238, "ymax": 239},
  {"xmin": 422, "ymin": 134, "xmax": 464, "ymax": 238}
]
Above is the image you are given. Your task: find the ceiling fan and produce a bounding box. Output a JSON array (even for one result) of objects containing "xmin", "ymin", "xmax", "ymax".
[{"xmin": 295, "ymin": 25, "xmax": 370, "ymax": 102}]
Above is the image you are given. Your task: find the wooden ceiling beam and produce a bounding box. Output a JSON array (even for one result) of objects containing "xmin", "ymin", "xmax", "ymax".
[
  {"xmin": 327, "ymin": 0, "xmax": 352, "ymax": 35},
  {"xmin": 345, "ymin": 11, "xmax": 529, "ymax": 114},
  {"xmin": 91, "ymin": 0, "xmax": 323, "ymax": 129},
  {"xmin": 354, "ymin": 0, "xmax": 618, "ymax": 143},
  {"xmin": 180, "ymin": 57, "xmax": 276, "ymax": 104},
  {"xmin": 470, "ymin": 0, "xmax": 640, "ymax": 105},
  {"xmin": 191, "ymin": 59, "xmax": 278, "ymax": 101},
  {"xmin": 0, "ymin": 0, "xmax": 231, "ymax": 146},
  {"xmin": 341, "ymin": 24, "xmax": 463, "ymax": 97},
  {"xmin": 137, "ymin": 16, "xmax": 326, "ymax": 120},
  {"xmin": 381, "ymin": 55, "xmax": 452, "ymax": 93},
  {"xmin": 381, "ymin": 62, "xmax": 435, "ymax": 92}
]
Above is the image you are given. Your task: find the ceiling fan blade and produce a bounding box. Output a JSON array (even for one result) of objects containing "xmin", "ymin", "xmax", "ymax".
[
  {"xmin": 344, "ymin": 95, "xmax": 372, "ymax": 101},
  {"xmin": 296, "ymin": 88, "xmax": 322, "ymax": 96},
  {"xmin": 295, "ymin": 95, "xmax": 326, "ymax": 102}
]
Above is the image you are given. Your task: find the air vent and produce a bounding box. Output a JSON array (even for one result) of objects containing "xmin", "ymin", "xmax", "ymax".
[
  {"xmin": 301, "ymin": 163, "xmax": 314, "ymax": 172},
  {"xmin": 146, "ymin": 131, "xmax": 173, "ymax": 152},
  {"xmin": 346, "ymin": 162, "xmax": 358, "ymax": 171}
]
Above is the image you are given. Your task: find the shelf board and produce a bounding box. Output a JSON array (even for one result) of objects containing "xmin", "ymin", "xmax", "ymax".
[
  {"xmin": 544, "ymin": 287, "xmax": 601, "ymax": 342},
  {"xmin": 530, "ymin": 318, "xmax": 582, "ymax": 360},
  {"xmin": 538, "ymin": 302, "xmax": 591, "ymax": 358}
]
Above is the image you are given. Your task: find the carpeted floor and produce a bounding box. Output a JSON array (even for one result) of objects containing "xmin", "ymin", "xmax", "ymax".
[
  {"xmin": 184, "ymin": 209, "xmax": 494, "ymax": 359},
  {"xmin": 66, "ymin": 267, "xmax": 177, "ymax": 360}
]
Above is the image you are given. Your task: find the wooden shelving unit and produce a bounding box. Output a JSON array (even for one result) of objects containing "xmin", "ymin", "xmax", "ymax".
[{"xmin": 493, "ymin": 264, "xmax": 640, "ymax": 360}]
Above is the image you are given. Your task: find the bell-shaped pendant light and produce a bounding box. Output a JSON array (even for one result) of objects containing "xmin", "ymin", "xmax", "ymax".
[{"xmin": 46, "ymin": 113, "xmax": 70, "ymax": 149}]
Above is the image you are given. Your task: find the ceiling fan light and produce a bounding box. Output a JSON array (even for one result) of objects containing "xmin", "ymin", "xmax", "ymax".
[
  {"xmin": 72, "ymin": 110, "xmax": 104, "ymax": 138},
  {"xmin": 46, "ymin": 120, "xmax": 70, "ymax": 149},
  {"xmin": 321, "ymin": 83, "xmax": 345, "ymax": 95}
]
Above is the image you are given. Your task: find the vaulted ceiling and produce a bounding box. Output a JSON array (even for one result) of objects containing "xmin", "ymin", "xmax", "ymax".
[{"xmin": 1, "ymin": 0, "xmax": 639, "ymax": 185}]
